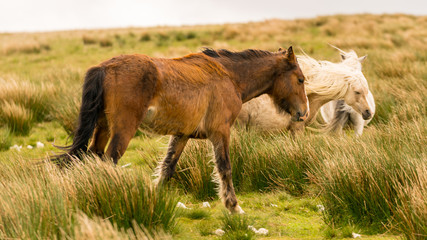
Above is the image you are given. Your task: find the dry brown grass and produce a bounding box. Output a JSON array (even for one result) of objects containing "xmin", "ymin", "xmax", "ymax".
[{"xmin": 0, "ymin": 101, "xmax": 33, "ymax": 135}]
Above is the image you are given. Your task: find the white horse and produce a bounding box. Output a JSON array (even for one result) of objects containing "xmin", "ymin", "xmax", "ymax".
[
  {"xmin": 237, "ymin": 46, "xmax": 374, "ymax": 134},
  {"xmin": 320, "ymin": 90, "xmax": 375, "ymax": 136}
]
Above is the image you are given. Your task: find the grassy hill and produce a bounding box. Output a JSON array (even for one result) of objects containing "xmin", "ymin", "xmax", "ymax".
[{"xmin": 0, "ymin": 14, "xmax": 426, "ymax": 239}]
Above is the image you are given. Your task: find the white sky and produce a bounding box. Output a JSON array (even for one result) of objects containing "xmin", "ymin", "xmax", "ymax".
[{"xmin": 1, "ymin": 0, "xmax": 426, "ymax": 32}]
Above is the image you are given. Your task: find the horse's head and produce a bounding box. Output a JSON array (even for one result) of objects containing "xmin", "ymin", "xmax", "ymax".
[
  {"xmin": 344, "ymin": 78, "xmax": 373, "ymax": 120},
  {"xmin": 339, "ymin": 49, "xmax": 373, "ymax": 120},
  {"xmin": 271, "ymin": 46, "xmax": 309, "ymax": 122}
]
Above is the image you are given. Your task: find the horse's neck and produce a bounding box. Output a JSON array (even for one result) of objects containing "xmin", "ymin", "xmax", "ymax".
[{"xmin": 221, "ymin": 58, "xmax": 277, "ymax": 103}]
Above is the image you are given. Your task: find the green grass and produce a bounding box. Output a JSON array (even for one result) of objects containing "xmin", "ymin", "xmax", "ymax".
[
  {"xmin": 1, "ymin": 13, "xmax": 426, "ymax": 239},
  {"xmin": 183, "ymin": 209, "xmax": 211, "ymax": 220},
  {"xmin": 0, "ymin": 156, "xmax": 179, "ymax": 238},
  {"xmin": 220, "ymin": 211, "xmax": 255, "ymax": 240},
  {"xmin": 0, "ymin": 122, "xmax": 408, "ymax": 239},
  {"xmin": 0, "ymin": 127, "xmax": 12, "ymax": 151}
]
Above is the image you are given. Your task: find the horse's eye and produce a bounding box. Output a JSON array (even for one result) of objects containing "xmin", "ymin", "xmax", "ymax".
[
  {"xmin": 298, "ymin": 78, "xmax": 304, "ymax": 84},
  {"xmin": 355, "ymin": 91, "xmax": 360, "ymax": 95}
]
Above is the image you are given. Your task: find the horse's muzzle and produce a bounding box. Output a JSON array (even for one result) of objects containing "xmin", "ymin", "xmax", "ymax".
[
  {"xmin": 293, "ymin": 110, "xmax": 308, "ymax": 122},
  {"xmin": 362, "ymin": 109, "xmax": 372, "ymax": 120}
]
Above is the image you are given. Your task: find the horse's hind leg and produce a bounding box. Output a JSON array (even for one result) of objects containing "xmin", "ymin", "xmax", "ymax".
[
  {"xmin": 154, "ymin": 135, "xmax": 189, "ymax": 186},
  {"xmin": 210, "ymin": 130, "xmax": 244, "ymax": 214},
  {"xmin": 104, "ymin": 112, "xmax": 143, "ymax": 164},
  {"xmin": 103, "ymin": 101, "xmax": 147, "ymax": 164},
  {"xmin": 88, "ymin": 116, "xmax": 110, "ymax": 158}
]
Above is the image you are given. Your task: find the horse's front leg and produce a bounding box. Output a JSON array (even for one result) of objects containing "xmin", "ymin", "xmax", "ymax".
[
  {"xmin": 289, "ymin": 98, "xmax": 319, "ymax": 135},
  {"xmin": 349, "ymin": 111, "xmax": 365, "ymax": 137},
  {"xmin": 210, "ymin": 129, "xmax": 244, "ymax": 214},
  {"xmin": 154, "ymin": 135, "xmax": 189, "ymax": 186},
  {"xmin": 289, "ymin": 121, "xmax": 305, "ymax": 135}
]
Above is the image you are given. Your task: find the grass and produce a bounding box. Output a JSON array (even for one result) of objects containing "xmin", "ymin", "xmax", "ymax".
[
  {"xmin": 0, "ymin": 77, "xmax": 58, "ymax": 122},
  {"xmin": 0, "ymin": 13, "xmax": 426, "ymax": 239},
  {"xmin": 172, "ymin": 129, "xmax": 313, "ymax": 200},
  {"xmin": 220, "ymin": 211, "xmax": 255, "ymax": 240},
  {"xmin": 0, "ymin": 100, "xmax": 33, "ymax": 135},
  {"xmin": 0, "ymin": 127, "xmax": 12, "ymax": 151},
  {"xmin": 0, "ymin": 157, "xmax": 179, "ymax": 239},
  {"xmin": 305, "ymin": 119, "xmax": 425, "ymax": 232},
  {"xmin": 183, "ymin": 209, "xmax": 211, "ymax": 220},
  {"xmin": 69, "ymin": 157, "xmax": 179, "ymax": 233},
  {"xmin": 73, "ymin": 213, "xmax": 172, "ymax": 240}
]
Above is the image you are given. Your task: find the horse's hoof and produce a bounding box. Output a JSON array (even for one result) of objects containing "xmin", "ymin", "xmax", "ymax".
[
  {"xmin": 152, "ymin": 178, "xmax": 162, "ymax": 188},
  {"xmin": 230, "ymin": 205, "xmax": 245, "ymax": 214},
  {"xmin": 236, "ymin": 205, "xmax": 245, "ymax": 214}
]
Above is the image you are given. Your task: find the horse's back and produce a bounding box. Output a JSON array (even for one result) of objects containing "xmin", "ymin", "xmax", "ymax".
[
  {"xmin": 152, "ymin": 53, "xmax": 228, "ymax": 85},
  {"xmin": 101, "ymin": 54, "xmax": 159, "ymax": 89},
  {"xmin": 99, "ymin": 53, "xmax": 228, "ymax": 89}
]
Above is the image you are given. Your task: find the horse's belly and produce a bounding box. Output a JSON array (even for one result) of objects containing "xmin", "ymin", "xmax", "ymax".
[{"xmin": 141, "ymin": 103, "xmax": 207, "ymax": 136}]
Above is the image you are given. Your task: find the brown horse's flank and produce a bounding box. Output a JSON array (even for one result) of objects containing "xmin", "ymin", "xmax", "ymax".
[{"xmin": 55, "ymin": 47, "xmax": 308, "ymax": 213}]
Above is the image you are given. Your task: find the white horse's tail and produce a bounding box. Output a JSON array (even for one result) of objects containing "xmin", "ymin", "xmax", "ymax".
[{"xmin": 321, "ymin": 100, "xmax": 351, "ymax": 134}]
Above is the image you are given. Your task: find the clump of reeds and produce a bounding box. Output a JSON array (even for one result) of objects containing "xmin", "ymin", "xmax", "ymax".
[
  {"xmin": 220, "ymin": 211, "xmax": 255, "ymax": 240},
  {"xmin": 173, "ymin": 140, "xmax": 218, "ymax": 200},
  {"xmin": 0, "ymin": 101, "xmax": 33, "ymax": 135},
  {"xmin": 172, "ymin": 129, "xmax": 313, "ymax": 200},
  {"xmin": 0, "ymin": 77, "xmax": 57, "ymax": 122},
  {"xmin": 392, "ymin": 166, "xmax": 427, "ymax": 240},
  {"xmin": 307, "ymin": 120, "xmax": 426, "ymax": 235},
  {"xmin": 0, "ymin": 127, "xmax": 12, "ymax": 151},
  {"xmin": 50, "ymin": 94, "xmax": 80, "ymax": 136},
  {"xmin": 0, "ymin": 156, "xmax": 179, "ymax": 239},
  {"xmin": 1, "ymin": 40, "xmax": 50, "ymax": 55}
]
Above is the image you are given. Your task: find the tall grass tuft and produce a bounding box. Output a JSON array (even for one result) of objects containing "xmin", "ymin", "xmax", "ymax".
[
  {"xmin": 0, "ymin": 101, "xmax": 33, "ymax": 135},
  {"xmin": 0, "ymin": 127, "xmax": 12, "ymax": 151},
  {"xmin": 220, "ymin": 211, "xmax": 255, "ymax": 240},
  {"xmin": 173, "ymin": 129, "xmax": 312, "ymax": 200},
  {"xmin": 307, "ymin": 120, "xmax": 426, "ymax": 234},
  {"xmin": 74, "ymin": 213, "xmax": 172, "ymax": 240},
  {"xmin": 229, "ymin": 129, "xmax": 311, "ymax": 194},
  {"xmin": 82, "ymin": 35, "xmax": 97, "ymax": 45},
  {"xmin": 0, "ymin": 77, "xmax": 57, "ymax": 122},
  {"xmin": 0, "ymin": 157, "xmax": 179, "ymax": 239},
  {"xmin": 393, "ymin": 166, "xmax": 427, "ymax": 240},
  {"xmin": 0, "ymin": 159, "xmax": 76, "ymax": 239},
  {"xmin": 174, "ymin": 141, "xmax": 218, "ymax": 200},
  {"xmin": 51, "ymin": 94, "xmax": 80, "ymax": 136},
  {"xmin": 2, "ymin": 40, "xmax": 50, "ymax": 55},
  {"xmin": 70, "ymin": 156, "xmax": 179, "ymax": 233}
]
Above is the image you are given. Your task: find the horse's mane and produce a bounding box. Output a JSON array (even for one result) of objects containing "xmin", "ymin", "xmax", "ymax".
[
  {"xmin": 297, "ymin": 50, "xmax": 369, "ymax": 100},
  {"xmin": 202, "ymin": 48, "xmax": 274, "ymax": 61}
]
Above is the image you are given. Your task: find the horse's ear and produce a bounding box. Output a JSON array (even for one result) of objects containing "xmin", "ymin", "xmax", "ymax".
[
  {"xmin": 340, "ymin": 54, "xmax": 346, "ymax": 60},
  {"xmin": 278, "ymin": 47, "xmax": 283, "ymax": 52},
  {"xmin": 358, "ymin": 55, "xmax": 367, "ymax": 62},
  {"xmin": 285, "ymin": 46, "xmax": 296, "ymax": 62}
]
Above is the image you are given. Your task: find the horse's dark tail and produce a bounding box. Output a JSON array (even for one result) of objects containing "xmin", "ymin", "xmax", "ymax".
[{"xmin": 52, "ymin": 66, "xmax": 105, "ymax": 164}]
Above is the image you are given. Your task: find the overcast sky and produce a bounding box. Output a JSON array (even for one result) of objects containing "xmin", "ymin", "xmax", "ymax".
[{"xmin": 1, "ymin": 0, "xmax": 426, "ymax": 32}]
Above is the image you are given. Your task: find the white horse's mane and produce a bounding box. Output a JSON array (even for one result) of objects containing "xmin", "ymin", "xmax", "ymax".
[{"xmin": 297, "ymin": 47, "xmax": 369, "ymax": 100}]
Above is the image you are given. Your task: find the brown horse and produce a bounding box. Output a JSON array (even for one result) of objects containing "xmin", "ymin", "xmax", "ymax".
[{"xmin": 56, "ymin": 46, "xmax": 308, "ymax": 213}]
